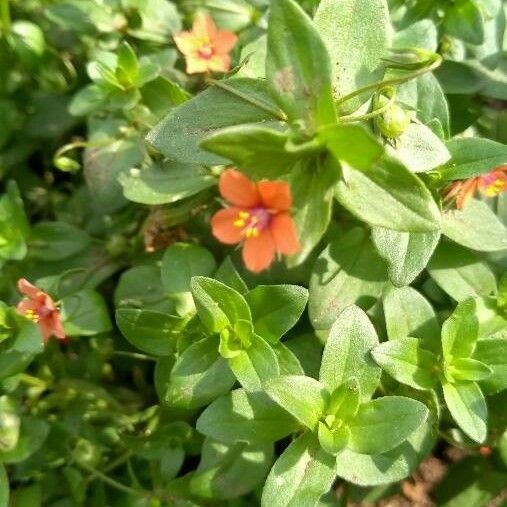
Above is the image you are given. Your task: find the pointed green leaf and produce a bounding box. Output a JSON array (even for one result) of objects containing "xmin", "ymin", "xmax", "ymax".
[
  {"xmin": 319, "ymin": 305, "xmax": 381, "ymax": 401},
  {"xmin": 372, "ymin": 338, "xmax": 439, "ymax": 390},
  {"xmin": 267, "ymin": 0, "xmax": 336, "ymax": 131},
  {"xmin": 245, "ymin": 285, "xmax": 308, "ymax": 343},
  {"xmin": 474, "ymin": 338, "xmax": 507, "ymax": 394},
  {"xmin": 372, "ymin": 227, "xmax": 440, "ymax": 287},
  {"xmin": 442, "ymin": 199, "xmax": 507, "ymax": 253},
  {"xmin": 335, "ymin": 157, "xmax": 441, "ymax": 232},
  {"xmin": 261, "ymin": 433, "xmax": 336, "ymax": 507},
  {"xmin": 383, "ymin": 286, "xmax": 440, "ymax": 353},
  {"xmin": 201, "ymin": 125, "xmax": 299, "ymax": 179},
  {"xmin": 191, "ymin": 277, "xmax": 252, "ymax": 334},
  {"xmin": 441, "ymin": 299, "xmax": 479, "ymax": 360},
  {"xmin": 264, "ymin": 375, "xmax": 327, "ymax": 431},
  {"xmin": 449, "ymin": 358, "xmax": 493, "ymax": 382},
  {"xmin": 228, "ymin": 334, "xmax": 279, "ymax": 391},
  {"xmin": 147, "ymin": 78, "xmax": 281, "ymax": 165},
  {"xmin": 314, "ymin": 0, "xmax": 392, "ymax": 114},
  {"xmin": 165, "ymin": 337, "xmax": 236, "ymax": 409},
  {"xmin": 428, "ymin": 242, "xmax": 497, "ymax": 301},
  {"xmin": 442, "ymin": 381, "xmax": 487, "ymax": 443},
  {"xmin": 196, "ymin": 389, "xmax": 299, "ymax": 445},
  {"xmin": 348, "ymin": 396, "xmax": 429, "ymax": 455}
]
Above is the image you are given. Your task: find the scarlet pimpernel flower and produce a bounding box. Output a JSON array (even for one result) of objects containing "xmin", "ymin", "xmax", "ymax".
[
  {"xmin": 16, "ymin": 278, "xmax": 65, "ymax": 343},
  {"xmin": 444, "ymin": 165, "xmax": 507, "ymax": 209},
  {"xmin": 173, "ymin": 15, "xmax": 237, "ymax": 74},
  {"xmin": 211, "ymin": 169, "xmax": 300, "ymax": 273}
]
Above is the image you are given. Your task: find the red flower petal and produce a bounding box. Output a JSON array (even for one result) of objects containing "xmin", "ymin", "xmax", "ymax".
[
  {"xmin": 219, "ymin": 169, "xmax": 260, "ymax": 208},
  {"xmin": 17, "ymin": 278, "xmax": 41, "ymax": 300},
  {"xmin": 193, "ymin": 15, "xmax": 217, "ymax": 40},
  {"xmin": 242, "ymin": 230, "xmax": 276, "ymax": 273},
  {"xmin": 271, "ymin": 212, "xmax": 300, "ymax": 255},
  {"xmin": 211, "ymin": 207, "xmax": 243, "ymax": 245},
  {"xmin": 214, "ymin": 31, "xmax": 238, "ymax": 54},
  {"xmin": 258, "ymin": 180, "xmax": 292, "ymax": 211}
]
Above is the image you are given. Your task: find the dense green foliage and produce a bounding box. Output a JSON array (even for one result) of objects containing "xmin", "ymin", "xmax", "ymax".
[{"xmin": 0, "ymin": 0, "xmax": 507, "ymax": 505}]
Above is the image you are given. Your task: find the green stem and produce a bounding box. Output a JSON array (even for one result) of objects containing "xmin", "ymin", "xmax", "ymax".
[
  {"xmin": 206, "ymin": 78, "xmax": 287, "ymax": 122},
  {"xmin": 338, "ymin": 91, "xmax": 397, "ymax": 124},
  {"xmin": 112, "ymin": 350, "xmax": 157, "ymax": 362},
  {"xmin": 0, "ymin": 0, "xmax": 10, "ymax": 35},
  {"xmin": 335, "ymin": 53, "xmax": 442, "ymax": 108},
  {"xmin": 77, "ymin": 461, "xmax": 150, "ymax": 498}
]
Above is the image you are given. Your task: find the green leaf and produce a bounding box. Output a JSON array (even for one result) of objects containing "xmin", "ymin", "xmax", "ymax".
[
  {"xmin": 273, "ymin": 342, "xmax": 305, "ymax": 376},
  {"xmin": 196, "ymin": 389, "xmax": 299, "ymax": 445},
  {"xmin": 439, "ymin": 137, "xmax": 507, "ymax": 181},
  {"xmin": 442, "ymin": 381, "xmax": 487, "ymax": 443},
  {"xmin": 441, "ymin": 299, "xmax": 479, "ymax": 360},
  {"xmin": 114, "ymin": 265, "xmax": 173, "ymax": 313},
  {"xmin": 162, "ymin": 244, "xmax": 217, "ymax": 315},
  {"xmin": 474, "ymin": 338, "xmax": 507, "ymax": 394},
  {"xmin": 319, "ymin": 124, "xmax": 384, "ymax": 171},
  {"xmin": 443, "ymin": 0, "xmax": 485, "ymax": 45},
  {"xmin": 335, "ymin": 157, "xmax": 441, "ymax": 232},
  {"xmin": 314, "ymin": 0, "xmax": 392, "ymax": 114},
  {"xmin": 317, "ymin": 423, "xmax": 350, "ymax": 455},
  {"xmin": 191, "ymin": 277, "xmax": 252, "ymax": 335},
  {"xmin": 286, "ymin": 158, "xmax": 338, "ymax": 267},
  {"xmin": 84, "ymin": 123, "xmax": 144, "ymax": 213},
  {"xmin": 335, "ymin": 416, "xmax": 436, "ymax": 485},
  {"xmin": 215, "ymin": 257, "xmax": 248, "ymax": 295},
  {"xmin": 119, "ymin": 161, "xmax": 215, "ymax": 205},
  {"xmin": 371, "ymin": 338, "xmax": 439, "ymax": 390},
  {"xmin": 165, "ymin": 337, "xmax": 236, "ymax": 409},
  {"xmin": 449, "ymin": 358, "xmax": 493, "ymax": 382},
  {"xmin": 146, "ymin": 78, "xmax": 281, "ymax": 165},
  {"xmin": 348, "ymin": 396, "xmax": 429, "ymax": 455},
  {"xmin": 264, "ymin": 375, "xmax": 327, "ymax": 431},
  {"xmin": 0, "ymin": 464, "xmax": 8, "ymax": 507},
  {"xmin": 382, "ymin": 286, "xmax": 441, "ymax": 353},
  {"xmin": 116, "ymin": 309, "xmax": 185, "ymax": 356},
  {"xmin": 396, "ymin": 73, "xmax": 450, "ymax": 138},
  {"xmin": 428, "ymin": 242, "xmax": 497, "ymax": 301},
  {"xmin": 391, "ymin": 123, "xmax": 451, "ymax": 173},
  {"xmin": 228, "ymin": 334, "xmax": 280, "ymax": 391},
  {"xmin": 201, "ymin": 125, "xmax": 299, "ymax": 179},
  {"xmin": 442, "ymin": 199, "xmax": 507, "ymax": 252},
  {"xmin": 245, "ymin": 285, "xmax": 308, "ymax": 343},
  {"xmin": 266, "ymin": 0, "xmax": 336, "ymax": 131},
  {"xmin": 261, "ymin": 432, "xmax": 336, "ymax": 507},
  {"xmin": 309, "ymin": 228, "xmax": 388, "ymax": 332},
  {"xmin": 319, "ymin": 305, "xmax": 381, "ymax": 401},
  {"xmin": 190, "ymin": 439, "xmax": 273, "ymax": 501},
  {"xmin": 434, "ymin": 456, "xmax": 507, "ymax": 507},
  {"xmin": 372, "ymin": 227, "xmax": 440, "ymax": 287},
  {"xmin": 117, "ymin": 42, "xmax": 139, "ymax": 85},
  {"xmin": 8, "ymin": 484, "xmax": 41, "ymax": 507},
  {"xmin": 61, "ymin": 289, "xmax": 112, "ymax": 336},
  {"xmin": 0, "ymin": 417, "xmax": 49, "ymax": 464},
  {"xmin": 28, "ymin": 222, "xmax": 91, "ymax": 261}
]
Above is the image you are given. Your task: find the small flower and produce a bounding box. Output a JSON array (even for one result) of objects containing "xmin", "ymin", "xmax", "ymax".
[
  {"xmin": 16, "ymin": 278, "xmax": 65, "ymax": 343},
  {"xmin": 211, "ymin": 169, "xmax": 300, "ymax": 273},
  {"xmin": 444, "ymin": 165, "xmax": 507, "ymax": 209},
  {"xmin": 173, "ymin": 15, "xmax": 237, "ymax": 74}
]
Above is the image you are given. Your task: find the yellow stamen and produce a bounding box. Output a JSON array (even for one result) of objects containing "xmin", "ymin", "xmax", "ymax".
[
  {"xmin": 245, "ymin": 227, "xmax": 259, "ymax": 238},
  {"xmin": 239, "ymin": 211, "xmax": 249, "ymax": 219},
  {"xmin": 233, "ymin": 219, "xmax": 245, "ymax": 228},
  {"xmin": 25, "ymin": 309, "xmax": 39, "ymax": 323},
  {"xmin": 233, "ymin": 211, "xmax": 250, "ymax": 228},
  {"xmin": 485, "ymin": 179, "xmax": 504, "ymax": 197}
]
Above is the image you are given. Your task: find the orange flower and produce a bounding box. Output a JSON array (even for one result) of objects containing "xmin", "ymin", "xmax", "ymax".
[
  {"xmin": 173, "ymin": 15, "xmax": 237, "ymax": 74},
  {"xmin": 16, "ymin": 278, "xmax": 66, "ymax": 343},
  {"xmin": 444, "ymin": 165, "xmax": 507, "ymax": 209},
  {"xmin": 211, "ymin": 170, "xmax": 300, "ymax": 273}
]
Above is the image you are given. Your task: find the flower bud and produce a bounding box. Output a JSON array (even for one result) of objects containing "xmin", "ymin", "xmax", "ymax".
[
  {"xmin": 376, "ymin": 100, "xmax": 411, "ymax": 139},
  {"xmin": 72, "ymin": 438, "xmax": 102, "ymax": 467}
]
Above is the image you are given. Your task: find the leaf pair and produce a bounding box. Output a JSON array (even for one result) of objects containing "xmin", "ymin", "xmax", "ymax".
[{"xmin": 372, "ymin": 297, "xmax": 498, "ymax": 442}]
